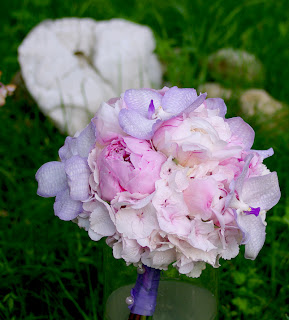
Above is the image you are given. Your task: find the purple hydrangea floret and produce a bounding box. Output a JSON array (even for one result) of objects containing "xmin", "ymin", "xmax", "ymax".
[
  {"xmin": 35, "ymin": 123, "xmax": 95, "ymax": 220},
  {"xmin": 118, "ymin": 86, "xmax": 207, "ymax": 140}
]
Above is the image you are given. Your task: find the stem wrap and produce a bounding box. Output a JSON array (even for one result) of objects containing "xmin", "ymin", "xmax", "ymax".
[{"xmin": 129, "ymin": 265, "xmax": 161, "ymax": 316}]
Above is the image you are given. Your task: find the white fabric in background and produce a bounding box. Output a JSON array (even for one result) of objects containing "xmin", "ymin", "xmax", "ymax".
[{"xmin": 18, "ymin": 18, "xmax": 162, "ymax": 135}]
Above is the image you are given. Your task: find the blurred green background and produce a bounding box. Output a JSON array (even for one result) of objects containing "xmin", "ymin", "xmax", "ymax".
[{"xmin": 1, "ymin": 0, "xmax": 288, "ymax": 319}]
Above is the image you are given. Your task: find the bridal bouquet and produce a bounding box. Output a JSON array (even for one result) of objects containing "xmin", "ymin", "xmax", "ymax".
[{"xmin": 36, "ymin": 86, "xmax": 280, "ymax": 279}]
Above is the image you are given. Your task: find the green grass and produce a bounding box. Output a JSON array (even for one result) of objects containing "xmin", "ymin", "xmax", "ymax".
[{"xmin": 1, "ymin": 0, "xmax": 289, "ymax": 319}]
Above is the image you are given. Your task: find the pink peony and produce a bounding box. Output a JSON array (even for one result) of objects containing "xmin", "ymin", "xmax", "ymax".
[{"xmin": 95, "ymin": 136, "xmax": 166, "ymax": 202}]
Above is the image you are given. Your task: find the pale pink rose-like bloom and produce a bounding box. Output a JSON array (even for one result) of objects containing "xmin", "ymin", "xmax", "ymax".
[{"xmin": 153, "ymin": 107, "xmax": 241, "ymax": 167}]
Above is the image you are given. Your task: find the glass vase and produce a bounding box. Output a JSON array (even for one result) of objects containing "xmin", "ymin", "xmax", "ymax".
[{"xmin": 103, "ymin": 246, "xmax": 218, "ymax": 320}]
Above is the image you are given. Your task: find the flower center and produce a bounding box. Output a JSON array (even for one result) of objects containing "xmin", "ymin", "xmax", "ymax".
[
  {"xmin": 147, "ymin": 99, "xmax": 169, "ymax": 121},
  {"xmin": 244, "ymin": 207, "xmax": 261, "ymax": 217}
]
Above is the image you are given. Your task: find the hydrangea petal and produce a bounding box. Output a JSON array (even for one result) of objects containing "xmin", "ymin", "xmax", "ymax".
[
  {"xmin": 58, "ymin": 136, "xmax": 77, "ymax": 161},
  {"xmin": 88, "ymin": 229, "xmax": 103, "ymax": 241},
  {"xmin": 76, "ymin": 122, "xmax": 96, "ymax": 157},
  {"xmin": 220, "ymin": 236, "xmax": 240, "ymax": 260},
  {"xmin": 186, "ymin": 261, "xmax": 206, "ymax": 278},
  {"xmin": 119, "ymin": 109, "xmax": 159, "ymax": 139},
  {"xmin": 115, "ymin": 204, "xmax": 158, "ymax": 239},
  {"xmin": 89, "ymin": 202, "xmax": 116, "ymax": 237},
  {"xmin": 141, "ymin": 248, "xmax": 176, "ymax": 270},
  {"xmin": 53, "ymin": 189, "xmax": 82, "ymax": 220},
  {"xmin": 36, "ymin": 161, "xmax": 67, "ymax": 197},
  {"xmin": 121, "ymin": 238, "xmax": 143, "ymax": 263},
  {"xmin": 64, "ymin": 156, "xmax": 91, "ymax": 201},
  {"xmin": 124, "ymin": 89, "xmax": 162, "ymax": 117},
  {"xmin": 162, "ymin": 87, "xmax": 198, "ymax": 114},
  {"xmin": 242, "ymin": 172, "xmax": 281, "ymax": 210},
  {"xmin": 226, "ymin": 117, "xmax": 255, "ymax": 150}
]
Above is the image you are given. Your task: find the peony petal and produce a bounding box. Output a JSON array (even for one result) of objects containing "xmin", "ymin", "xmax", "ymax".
[
  {"xmin": 64, "ymin": 155, "xmax": 91, "ymax": 201},
  {"xmin": 119, "ymin": 109, "xmax": 157, "ymax": 139},
  {"xmin": 124, "ymin": 89, "xmax": 162, "ymax": 117},
  {"xmin": 53, "ymin": 189, "xmax": 82, "ymax": 221},
  {"xmin": 89, "ymin": 202, "xmax": 116, "ymax": 236},
  {"xmin": 36, "ymin": 161, "xmax": 67, "ymax": 197},
  {"xmin": 162, "ymin": 87, "xmax": 198, "ymax": 114},
  {"xmin": 226, "ymin": 117, "xmax": 255, "ymax": 150},
  {"xmin": 205, "ymin": 98, "xmax": 227, "ymax": 118},
  {"xmin": 92, "ymin": 101, "xmax": 125, "ymax": 144},
  {"xmin": 242, "ymin": 172, "xmax": 281, "ymax": 211}
]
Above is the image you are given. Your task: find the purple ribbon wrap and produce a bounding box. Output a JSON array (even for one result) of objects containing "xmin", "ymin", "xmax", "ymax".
[{"xmin": 128, "ymin": 265, "xmax": 161, "ymax": 316}]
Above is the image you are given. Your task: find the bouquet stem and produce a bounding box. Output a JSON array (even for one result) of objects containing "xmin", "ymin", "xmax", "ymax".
[
  {"xmin": 128, "ymin": 314, "xmax": 152, "ymax": 320},
  {"xmin": 127, "ymin": 265, "xmax": 161, "ymax": 319}
]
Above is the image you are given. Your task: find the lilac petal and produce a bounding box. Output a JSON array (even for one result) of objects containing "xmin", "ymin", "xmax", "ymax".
[
  {"xmin": 89, "ymin": 202, "xmax": 116, "ymax": 237},
  {"xmin": 183, "ymin": 93, "xmax": 207, "ymax": 114},
  {"xmin": 162, "ymin": 87, "xmax": 198, "ymax": 114},
  {"xmin": 36, "ymin": 161, "xmax": 67, "ymax": 197},
  {"xmin": 53, "ymin": 189, "xmax": 82, "ymax": 221},
  {"xmin": 76, "ymin": 122, "xmax": 96, "ymax": 157},
  {"xmin": 242, "ymin": 172, "xmax": 281, "ymax": 211},
  {"xmin": 226, "ymin": 154, "xmax": 253, "ymax": 207},
  {"xmin": 251, "ymin": 148, "xmax": 274, "ymax": 159},
  {"xmin": 119, "ymin": 109, "xmax": 156, "ymax": 139},
  {"xmin": 124, "ymin": 89, "xmax": 162, "ymax": 117},
  {"xmin": 237, "ymin": 213, "xmax": 266, "ymax": 260},
  {"xmin": 205, "ymin": 98, "xmax": 227, "ymax": 118},
  {"xmin": 64, "ymin": 156, "xmax": 91, "ymax": 201},
  {"xmin": 59, "ymin": 136, "xmax": 77, "ymax": 161},
  {"xmin": 226, "ymin": 117, "xmax": 255, "ymax": 150}
]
